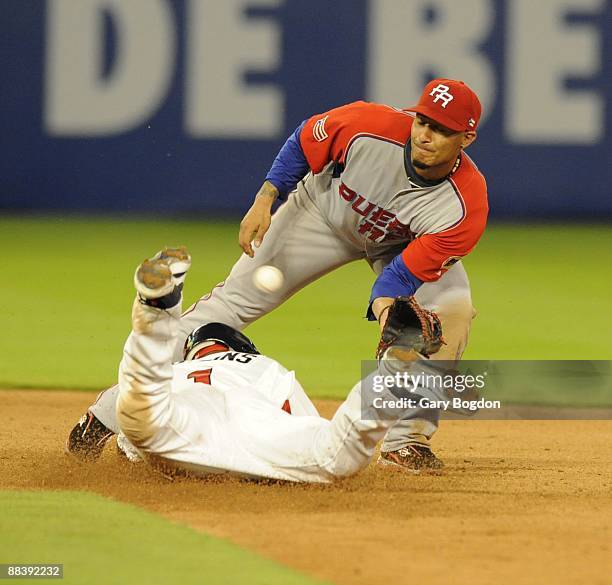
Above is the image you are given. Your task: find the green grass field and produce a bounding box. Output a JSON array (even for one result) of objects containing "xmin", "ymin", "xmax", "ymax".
[
  {"xmin": 1, "ymin": 217, "xmax": 611, "ymax": 400},
  {"xmin": 0, "ymin": 491, "xmax": 326, "ymax": 585}
]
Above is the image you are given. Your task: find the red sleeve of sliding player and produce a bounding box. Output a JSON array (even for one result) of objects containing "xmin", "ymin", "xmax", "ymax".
[
  {"xmin": 403, "ymin": 162, "xmax": 489, "ymax": 282},
  {"xmin": 299, "ymin": 101, "xmax": 414, "ymax": 173}
]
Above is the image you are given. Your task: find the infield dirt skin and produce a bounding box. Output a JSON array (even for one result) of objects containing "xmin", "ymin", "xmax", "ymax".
[{"xmin": 2, "ymin": 390, "xmax": 611, "ymax": 585}]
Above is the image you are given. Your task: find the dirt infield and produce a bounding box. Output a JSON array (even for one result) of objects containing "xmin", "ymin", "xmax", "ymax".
[{"xmin": 2, "ymin": 390, "xmax": 611, "ymax": 585}]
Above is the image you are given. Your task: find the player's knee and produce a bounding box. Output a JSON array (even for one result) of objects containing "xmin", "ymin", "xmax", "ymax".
[{"xmin": 437, "ymin": 296, "xmax": 475, "ymax": 327}]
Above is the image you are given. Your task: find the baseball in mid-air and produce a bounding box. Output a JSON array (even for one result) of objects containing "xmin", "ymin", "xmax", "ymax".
[{"xmin": 253, "ymin": 265, "xmax": 284, "ymax": 293}]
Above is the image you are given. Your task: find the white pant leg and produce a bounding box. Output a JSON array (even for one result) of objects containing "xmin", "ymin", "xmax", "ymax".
[
  {"xmin": 174, "ymin": 188, "xmax": 364, "ymax": 360},
  {"xmin": 381, "ymin": 261, "xmax": 475, "ymax": 451}
]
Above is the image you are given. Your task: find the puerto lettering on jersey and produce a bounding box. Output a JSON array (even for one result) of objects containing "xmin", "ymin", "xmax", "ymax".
[{"xmin": 299, "ymin": 101, "xmax": 488, "ymax": 281}]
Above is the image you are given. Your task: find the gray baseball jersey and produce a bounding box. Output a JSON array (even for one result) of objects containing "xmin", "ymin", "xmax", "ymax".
[{"xmin": 297, "ymin": 102, "xmax": 488, "ymax": 281}]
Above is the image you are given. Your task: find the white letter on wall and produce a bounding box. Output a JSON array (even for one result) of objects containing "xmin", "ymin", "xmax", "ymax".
[
  {"xmin": 186, "ymin": 0, "xmax": 283, "ymax": 138},
  {"xmin": 507, "ymin": 0, "xmax": 604, "ymax": 144},
  {"xmin": 367, "ymin": 0, "xmax": 495, "ymax": 121},
  {"xmin": 45, "ymin": 0, "xmax": 175, "ymax": 135}
]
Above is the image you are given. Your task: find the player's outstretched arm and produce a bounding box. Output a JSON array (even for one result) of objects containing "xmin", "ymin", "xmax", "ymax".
[
  {"xmin": 368, "ymin": 255, "xmax": 425, "ymax": 330},
  {"xmin": 238, "ymin": 181, "xmax": 278, "ymax": 257}
]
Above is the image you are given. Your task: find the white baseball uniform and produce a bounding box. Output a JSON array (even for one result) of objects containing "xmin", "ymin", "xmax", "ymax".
[{"xmin": 117, "ymin": 299, "xmax": 399, "ymax": 483}]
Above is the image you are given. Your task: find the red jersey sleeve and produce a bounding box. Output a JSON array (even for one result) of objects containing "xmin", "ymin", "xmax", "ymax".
[
  {"xmin": 299, "ymin": 101, "xmax": 412, "ymax": 173},
  {"xmin": 402, "ymin": 162, "xmax": 489, "ymax": 281}
]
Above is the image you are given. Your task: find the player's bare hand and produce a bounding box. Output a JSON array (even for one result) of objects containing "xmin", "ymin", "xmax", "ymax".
[
  {"xmin": 239, "ymin": 205, "xmax": 272, "ymax": 257},
  {"xmin": 239, "ymin": 182, "xmax": 278, "ymax": 257}
]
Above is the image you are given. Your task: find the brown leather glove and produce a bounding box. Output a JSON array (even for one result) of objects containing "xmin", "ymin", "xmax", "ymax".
[{"xmin": 376, "ymin": 296, "xmax": 444, "ymax": 360}]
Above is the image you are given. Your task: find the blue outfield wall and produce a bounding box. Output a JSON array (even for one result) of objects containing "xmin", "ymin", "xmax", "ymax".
[{"xmin": 1, "ymin": 0, "xmax": 611, "ymax": 218}]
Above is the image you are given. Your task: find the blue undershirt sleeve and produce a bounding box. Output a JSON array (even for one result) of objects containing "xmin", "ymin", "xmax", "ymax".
[
  {"xmin": 265, "ymin": 121, "xmax": 310, "ymax": 199},
  {"xmin": 366, "ymin": 255, "xmax": 424, "ymax": 320}
]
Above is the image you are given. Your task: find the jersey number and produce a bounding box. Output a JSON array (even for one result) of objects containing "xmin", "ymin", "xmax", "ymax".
[{"xmin": 187, "ymin": 369, "xmax": 212, "ymax": 385}]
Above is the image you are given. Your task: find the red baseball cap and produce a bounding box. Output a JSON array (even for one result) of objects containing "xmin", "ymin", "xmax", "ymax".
[{"xmin": 407, "ymin": 78, "xmax": 482, "ymax": 132}]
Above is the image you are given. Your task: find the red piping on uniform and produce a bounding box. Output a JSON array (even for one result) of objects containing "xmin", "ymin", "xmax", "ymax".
[{"xmin": 181, "ymin": 281, "xmax": 226, "ymax": 317}]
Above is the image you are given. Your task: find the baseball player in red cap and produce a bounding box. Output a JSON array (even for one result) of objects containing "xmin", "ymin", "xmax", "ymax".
[{"xmin": 69, "ymin": 78, "xmax": 488, "ymax": 473}]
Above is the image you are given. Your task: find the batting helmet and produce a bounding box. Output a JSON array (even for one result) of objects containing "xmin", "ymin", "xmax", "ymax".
[{"xmin": 183, "ymin": 322, "xmax": 260, "ymax": 360}]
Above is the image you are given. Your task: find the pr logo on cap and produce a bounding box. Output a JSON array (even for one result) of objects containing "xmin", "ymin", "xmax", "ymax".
[{"xmin": 429, "ymin": 84, "xmax": 454, "ymax": 108}]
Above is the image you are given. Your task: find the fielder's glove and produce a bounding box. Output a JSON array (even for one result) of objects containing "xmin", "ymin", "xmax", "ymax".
[{"xmin": 376, "ymin": 296, "xmax": 444, "ymax": 360}]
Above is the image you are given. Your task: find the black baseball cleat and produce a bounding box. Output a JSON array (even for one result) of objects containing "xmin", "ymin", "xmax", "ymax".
[
  {"xmin": 377, "ymin": 443, "xmax": 444, "ymax": 474},
  {"xmin": 65, "ymin": 412, "xmax": 114, "ymax": 461}
]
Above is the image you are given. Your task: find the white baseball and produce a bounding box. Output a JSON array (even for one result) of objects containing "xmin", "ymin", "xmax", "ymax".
[{"xmin": 253, "ymin": 265, "xmax": 284, "ymax": 293}]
